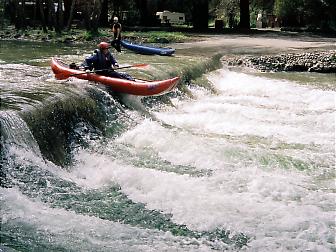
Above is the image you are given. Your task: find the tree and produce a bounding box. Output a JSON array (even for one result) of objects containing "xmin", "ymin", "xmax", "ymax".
[
  {"xmin": 37, "ymin": 0, "xmax": 47, "ymax": 32},
  {"xmin": 212, "ymin": 0, "xmax": 240, "ymax": 28},
  {"xmin": 108, "ymin": 0, "xmax": 140, "ymax": 26},
  {"xmin": 135, "ymin": 0, "xmax": 157, "ymax": 25},
  {"xmin": 239, "ymin": 0, "xmax": 250, "ymax": 28},
  {"xmin": 99, "ymin": 0, "xmax": 108, "ymax": 26},
  {"xmin": 323, "ymin": 0, "xmax": 336, "ymax": 30},
  {"xmin": 0, "ymin": 0, "xmax": 6, "ymax": 28},
  {"xmin": 81, "ymin": 0, "xmax": 103, "ymax": 33},
  {"xmin": 66, "ymin": 0, "xmax": 75, "ymax": 30},
  {"xmin": 191, "ymin": 0, "xmax": 209, "ymax": 30},
  {"xmin": 10, "ymin": 0, "xmax": 26, "ymax": 29},
  {"xmin": 135, "ymin": 0, "xmax": 147, "ymax": 25},
  {"xmin": 274, "ymin": 0, "xmax": 336, "ymax": 30},
  {"xmin": 212, "ymin": 0, "xmax": 254, "ymax": 28},
  {"xmin": 274, "ymin": 0, "xmax": 302, "ymax": 26},
  {"xmin": 303, "ymin": 0, "xmax": 336, "ymax": 30},
  {"xmin": 56, "ymin": 0, "xmax": 64, "ymax": 32}
]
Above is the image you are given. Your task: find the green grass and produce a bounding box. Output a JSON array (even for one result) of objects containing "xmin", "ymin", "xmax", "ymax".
[
  {"xmin": 0, "ymin": 26, "xmax": 192, "ymax": 44},
  {"xmin": 123, "ymin": 30, "xmax": 189, "ymax": 43},
  {"xmin": 97, "ymin": 28, "xmax": 191, "ymax": 43}
]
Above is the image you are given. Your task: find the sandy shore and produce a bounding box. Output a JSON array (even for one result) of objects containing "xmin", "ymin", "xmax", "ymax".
[
  {"xmin": 174, "ymin": 32, "xmax": 336, "ymax": 74},
  {"xmin": 175, "ymin": 32, "xmax": 336, "ymax": 56}
]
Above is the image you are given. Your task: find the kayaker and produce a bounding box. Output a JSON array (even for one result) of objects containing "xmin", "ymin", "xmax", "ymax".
[
  {"xmin": 111, "ymin": 16, "xmax": 122, "ymax": 52},
  {"xmin": 82, "ymin": 42, "xmax": 134, "ymax": 81}
]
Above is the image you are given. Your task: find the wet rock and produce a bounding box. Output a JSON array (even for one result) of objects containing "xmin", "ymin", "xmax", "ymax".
[{"xmin": 225, "ymin": 51, "xmax": 336, "ymax": 73}]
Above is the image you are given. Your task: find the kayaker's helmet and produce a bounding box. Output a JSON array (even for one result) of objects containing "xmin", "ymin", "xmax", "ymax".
[
  {"xmin": 98, "ymin": 42, "xmax": 110, "ymax": 50},
  {"xmin": 113, "ymin": 17, "xmax": 118, "ymax": 22}
]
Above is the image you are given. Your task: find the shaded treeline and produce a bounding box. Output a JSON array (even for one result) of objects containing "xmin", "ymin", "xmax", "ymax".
[
  {"xmin": 211, "ymin": 0, "xmax": 335, "ymax": 31},
  {"xmin": 274, "ymin": 0, "xmax": 336, "ymax": 30},
  {"xmin": 1, "ymin": 0, "xmax": 249, "ymax": 32},
  {"xmin": 2, "ymin": 0, "xmax": 335, "ymax": 33}
]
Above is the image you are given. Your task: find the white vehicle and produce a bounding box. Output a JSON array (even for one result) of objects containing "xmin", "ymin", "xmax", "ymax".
[{"xmin": 156, "ymin": 11, "xmax": 185, "ymax": 25}]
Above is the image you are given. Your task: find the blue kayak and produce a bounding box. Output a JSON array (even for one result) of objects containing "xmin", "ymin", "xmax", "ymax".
[{"xmin": 120, "ymin": 40, "xmax": 175, "ymax": 56}]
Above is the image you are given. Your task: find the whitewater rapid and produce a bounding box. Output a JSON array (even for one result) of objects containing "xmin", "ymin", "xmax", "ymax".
[
  {"xmin": 1, "ymin": 67, "xmax": 335, "ymax": 251},
  {"xmin": 68, "ymin": 69, "xmax": 335, "ymax": 251}
]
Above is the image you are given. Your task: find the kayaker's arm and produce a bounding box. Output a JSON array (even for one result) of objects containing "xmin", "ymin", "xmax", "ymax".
[
  {"xmin": 81, "ymin": 54, "xmax": 97, "ymax": 71},
  {"xmin": 110, "ymin": 53, "xmax": 119, "ymax": 68}
]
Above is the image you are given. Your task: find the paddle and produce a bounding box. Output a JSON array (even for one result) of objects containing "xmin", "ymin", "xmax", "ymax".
[{"xmin": 55, "ymin": 63, "xmax": 148, "ymax": 80}]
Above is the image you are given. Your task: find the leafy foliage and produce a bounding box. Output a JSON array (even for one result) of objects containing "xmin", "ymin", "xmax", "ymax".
[
  {"xmin": 3, "ymin": 0, "xmax": 336, "ymax": 32},
  {"xmin": 210, "ymin": 0, "xmax": 240, "ymax": 28},
  {"xmin": 274, "ymin": 0, "xmax": 336, "ymax": 29},
  {"xmin": 274, "ymin": 0, "xmax": 304, "ymax": 26}
]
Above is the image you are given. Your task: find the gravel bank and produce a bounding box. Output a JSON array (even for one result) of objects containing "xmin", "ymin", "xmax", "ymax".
[{"xmin": 225, "ymin": 51, "xmax": 336, "ymax": 73}]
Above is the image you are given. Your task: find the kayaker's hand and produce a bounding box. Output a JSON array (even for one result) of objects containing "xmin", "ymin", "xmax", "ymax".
[
  {"xmin": 114, "ymin": 63, "xmax": 119, "ymax": 69},
  {"xmin": 85, "ymin": 69, "xmax": 91, "ymax": 73}
]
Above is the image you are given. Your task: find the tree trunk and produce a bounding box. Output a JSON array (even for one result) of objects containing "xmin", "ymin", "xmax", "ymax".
[
  {"xmin": 66, "ymin": 0, "xmax": 75, "ymax": 30},
  {"xmin": 99, "ymin": 0, "xmax": 108, "ymax": 26},
  {"xmin": 0, "ymin": 0, "xmax": 5, "ymax": 28},
  {"xmin": 81, "ymin": 0, "xmax": 102, "ymax": 33},
  {"xmin": 89, "ymin": 0, "xmax": 102, "ymax": 33},
  {"xmin": 239, "ymin": 0, "xmax": 250, "ymax": 29},
  {"xmin": 82, "ymin": 1, "xmax": 91, "ymax": 31},
  {"xmin": 56, "ymin": 0, "xmax": 64, "ymax": 32},
  {"xmin": 21, "ymin": 0, "xmax": 26, "ymax": 27},
  {"xmin": 46, "ymin": 0, "xmax": 56, "ymax": 29},
  {"xmin": 12, "ymin": 0, "xmax": 26, "ymax": 29},
  {"xmin": 136, "ymin": 0, "xmax": 151, "ymax": 26},
  {"xmin": 192, "ymin": 0, "xmax": 208, "ymax": 31},
  {"xmin": 37, "ymin": 0, "xmax": 47, "ymax": 32},
  {"xmin": 33, "ymin": 0, "xmax": 37, "ymax": 22}
]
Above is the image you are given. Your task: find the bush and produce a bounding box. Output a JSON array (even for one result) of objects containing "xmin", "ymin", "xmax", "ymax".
[{"xmin": 275, "ymin": 0, "xmax": 336, "ymax": 30}]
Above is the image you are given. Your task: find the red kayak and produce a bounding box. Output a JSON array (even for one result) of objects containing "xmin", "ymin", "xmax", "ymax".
[{"xmin": 51, "ymin": 58, "xmax": 179, "ymax": 96}]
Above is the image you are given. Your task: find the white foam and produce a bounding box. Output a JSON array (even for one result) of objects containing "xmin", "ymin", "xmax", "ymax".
[
  {"xmin": 1, "ymin": 187, "xmax": 221, "ymax": 251},
  {"xmin": 5, "ymin": 66, "xmax": 334, "ymax": 251},
  {"xmin": 156, "ymin": 69, "xmax": 335, "ymax": 148},
  {"xmin": 69, "ymin": 148, "xmax": 335, "ymax": 251},
  {"xmin": 87, "ymin": 69, "xmax": 334, "ymax": 251}
]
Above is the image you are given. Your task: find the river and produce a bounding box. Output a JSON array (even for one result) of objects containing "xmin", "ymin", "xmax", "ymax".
[{"xmin": 0, "ymin": 37, "xmax": 335, "ymax": 251}]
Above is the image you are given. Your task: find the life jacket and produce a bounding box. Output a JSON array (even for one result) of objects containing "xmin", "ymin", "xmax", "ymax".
[{"xmin": 93, "ymin": 49, "xmax": 113, "ymax": 70}]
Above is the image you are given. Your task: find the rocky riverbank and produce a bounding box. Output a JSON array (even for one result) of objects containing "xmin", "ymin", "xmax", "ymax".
[{"xmin": 225, "ymin": 51, "xmax": 336, "ymax": 73}]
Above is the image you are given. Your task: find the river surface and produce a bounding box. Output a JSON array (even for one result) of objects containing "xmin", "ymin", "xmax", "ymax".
[{"xmin": 0, "ymin": 39, "xmax": 335, "ymax": 251}]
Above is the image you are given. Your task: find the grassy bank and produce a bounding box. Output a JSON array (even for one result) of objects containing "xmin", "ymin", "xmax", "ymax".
[{"xmin": 0, "ymin": 26, "xmax": 194, "ymax": 44}]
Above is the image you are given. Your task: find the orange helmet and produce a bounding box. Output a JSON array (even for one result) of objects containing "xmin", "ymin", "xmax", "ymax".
[{"xmin": 98, "ymin": 42, "xmax": 110, "ymax": 49}]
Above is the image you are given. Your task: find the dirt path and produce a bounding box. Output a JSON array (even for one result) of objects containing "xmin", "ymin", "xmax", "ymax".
[{"xmin": 175, "ymin": 32, "xmax": 336, "ymax": 57}]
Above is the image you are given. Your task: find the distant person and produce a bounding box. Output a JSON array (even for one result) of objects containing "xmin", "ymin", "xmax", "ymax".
[
  {"xmin": 82, "ymin": 42, "xmax": 134, "ymax": 80},
  {"xmin": 111, "ymin": 16, "xmax": 122, "ymax": 52}
]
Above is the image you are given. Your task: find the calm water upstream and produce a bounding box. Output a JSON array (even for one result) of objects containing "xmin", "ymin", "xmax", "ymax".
[{"xmin": 0, "ymin": 40, "xmax": 335, "ymax": 251}]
